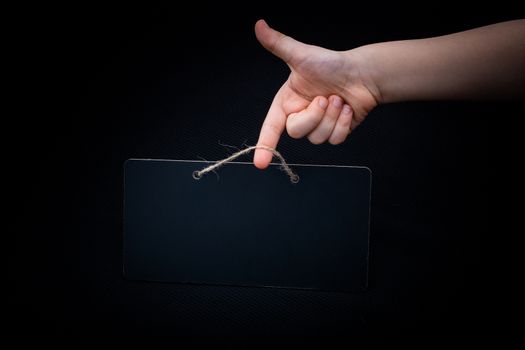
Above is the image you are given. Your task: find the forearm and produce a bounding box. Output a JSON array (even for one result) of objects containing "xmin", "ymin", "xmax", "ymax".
[{"xmin": 351, "ymin": 19, "xmax": 525, "ymax": 103}]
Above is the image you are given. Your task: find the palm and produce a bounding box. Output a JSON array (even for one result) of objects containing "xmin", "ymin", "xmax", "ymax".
[
  {"xmin": 283, "ymin": 45, "xmax": 376, "ymax": 127},
  {"xmin": 289, "ymin": 48, "xmax": 349, "ymax": 98}
]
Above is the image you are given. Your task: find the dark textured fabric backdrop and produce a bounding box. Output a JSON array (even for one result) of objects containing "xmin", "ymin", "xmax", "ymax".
[{"xmin": 9, "ymin": 2, "xmax": 515, "ymax": 345}]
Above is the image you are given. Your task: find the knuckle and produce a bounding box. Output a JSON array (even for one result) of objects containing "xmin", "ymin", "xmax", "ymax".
[
  {"xmin": 264, "ymin": 121, "xmax": 282, "ymax": 137},
  {"xmin": 287, "ymin": 125, "xmax": 303, "ymax": 139},
  {"xmin": 329, "ymin": 136, "xmax": 344, "ymax": 145},
  {"xmin": 308, "ymin": 134, "xmax": 324, "ymax": 145}
]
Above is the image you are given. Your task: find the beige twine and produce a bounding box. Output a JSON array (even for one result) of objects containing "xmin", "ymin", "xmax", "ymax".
[{"xmin": 192, "ymin": 145, "xmax": 299, "ymax": 183}]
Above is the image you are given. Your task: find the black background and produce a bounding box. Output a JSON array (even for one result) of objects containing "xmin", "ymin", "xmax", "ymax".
[{"xmin": 9, "ymin": 1, "xmax": 517, "ymax": 345}]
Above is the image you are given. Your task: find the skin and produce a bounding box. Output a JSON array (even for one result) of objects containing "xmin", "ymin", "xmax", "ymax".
[{"xmin": 253, "ymin": 19, "xmax": 525, "ymax": 169}]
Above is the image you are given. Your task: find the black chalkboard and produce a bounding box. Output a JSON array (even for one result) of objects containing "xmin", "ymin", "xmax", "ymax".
[{"xmin": 123, "ymin": 159, "xmax": 371, "ymax": 292}]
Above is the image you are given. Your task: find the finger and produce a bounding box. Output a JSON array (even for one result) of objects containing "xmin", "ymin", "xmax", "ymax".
[
  {"xmin": 254, "ymin": 19, "xmax": 305, "ymax": 63},
  {"xmin": 286, "ymin": 96, "xmax": 328, "ymax": 139},
  {"xmin": 328, "ymin": 104, "xmax": 353, "ymax": 145},
  {"xmin": 350, "ymin": 115, "xmax": 363, "ymax": 131},
  {"xmin": 254, "ymin": 93, "xmax": 287, "ymax": 169},
  {"xmin": 307, "ymin": 95, "xmax": 343, "ymax": 144}
]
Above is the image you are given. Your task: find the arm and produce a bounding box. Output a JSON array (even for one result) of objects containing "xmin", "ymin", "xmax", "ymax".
[
  {"xmin": 354, "ymin": 19, "xmax": 525, "ymax": 102},
  {"xmin": 253, "ymin": 19, "xmax": 525, "ymax": 169}
]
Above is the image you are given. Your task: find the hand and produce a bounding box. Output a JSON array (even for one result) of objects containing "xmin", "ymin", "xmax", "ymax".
[
  {"xmin": 253, "ymin": 19, "xmax": 525, "ymax": 169},
  {"xmin": 253, "ymin": 19, "xmax": 379, "ymax": 169}
]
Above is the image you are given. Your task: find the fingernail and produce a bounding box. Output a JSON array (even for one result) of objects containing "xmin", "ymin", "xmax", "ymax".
[
  {"xmin": 343, "ymin": 104, "xmax": 352, "ymax": 114},
  {"xmin": 318, "ymin": 97, "xmax": 328, "ymax": 109},
  {"xmin": 332, "ymin": 96, "xmax": 343, "ymax": 108}
]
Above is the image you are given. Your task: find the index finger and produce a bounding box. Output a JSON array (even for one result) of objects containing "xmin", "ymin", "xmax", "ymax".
[{"xmin": 254, "ymin": 91, "xmax": 286, "ymax": 169}]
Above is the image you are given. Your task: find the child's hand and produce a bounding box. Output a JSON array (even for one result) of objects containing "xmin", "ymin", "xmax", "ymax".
[
  {"xmin": 253, "ymin": 20, "xmax": 379, "ymax": 169},
  {"xmin": 253, "ymin": 19, "xmax": 525, "ymax": 169}
]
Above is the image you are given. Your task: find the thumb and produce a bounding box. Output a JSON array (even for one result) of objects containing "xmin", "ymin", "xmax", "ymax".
[{"xmin": 255, "ymin": 19, "xmax": 304, "ymax": 64}]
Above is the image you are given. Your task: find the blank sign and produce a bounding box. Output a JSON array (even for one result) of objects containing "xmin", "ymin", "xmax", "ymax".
[{"xmin": 123, "ymin": 159, "xmax": 371, "ymax": 292}]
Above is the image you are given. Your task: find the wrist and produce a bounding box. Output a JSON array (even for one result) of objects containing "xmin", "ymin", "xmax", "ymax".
[{"xmin": 344, "ymin": 45, "xmax": 384, "ymax": 105}]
